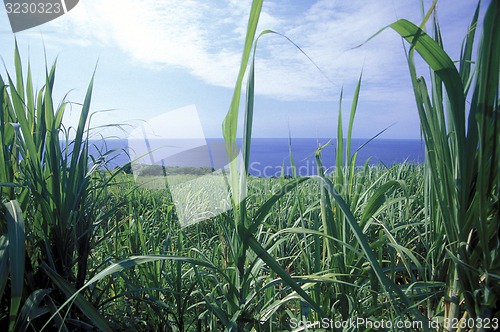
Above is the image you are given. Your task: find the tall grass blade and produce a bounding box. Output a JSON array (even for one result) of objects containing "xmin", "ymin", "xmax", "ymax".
[
  {"xmin": 222, "ymin": 0, "xmax": 263, "ymax": 205},
  {"xmin": 346, "ymin": 73, "xmax": 362, "ymax": 167},
  {"xmin": 246, "ymin": 235, "xmax": 330, "ymax": 322},
  {"xmin": 387, "ymin": 0, "xmax": 500, "ymax": 324},
  {"xmin": 315, "ymin": 174, "xmax": 429, "ymax": 325},
  {"xmin": 41, "ymin": 264, "xmax": 112, "ymax": 332},
  {"xmin": 14, "ymin": 289, "xmax": 52, "ymax": 331},
  {"xmin": 360, "ymin": 180, "xmax": 402, "ymax": 224},
  {"xmin": 389, "ymin": 18, "xmax": 466, "ymax": 151},
  {"xmin": 248, "ymin": 177, "xmax": 309, "ymax": 235},
  {"xmin": 0, "ymin": 235, "xmax": 9, "ymax": 301},
  {"xmin": 42, "ymin": 255, "xmax": 214, "ymax": 330},
  {"xmin": 5, "ymin": 200, "xmax": 25, "ymax": 331}
]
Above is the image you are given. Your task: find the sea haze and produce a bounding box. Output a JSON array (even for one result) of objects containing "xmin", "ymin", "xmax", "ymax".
[{"xmin": 88, "ymin": 138, "xmax": 425, "ymax": 177}]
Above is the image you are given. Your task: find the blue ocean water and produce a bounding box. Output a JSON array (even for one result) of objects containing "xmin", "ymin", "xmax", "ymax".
[
  {"xmin": 89, "ymin": 138, "xmax": 425, "ymax": 177},
  {"xmin": 246, "ymin": 138, "xmax": 425, "ymax": 177}
]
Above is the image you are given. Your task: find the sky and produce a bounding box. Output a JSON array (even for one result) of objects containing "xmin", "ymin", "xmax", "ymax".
[{"xmin": 0, "ymin": 0, "xmax": 484, "ymax": 139}]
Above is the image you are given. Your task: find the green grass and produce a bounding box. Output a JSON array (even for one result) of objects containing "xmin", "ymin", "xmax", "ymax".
[{"xmin": 0, "ymin": 0, "xmax": 498, "ymax": 331}]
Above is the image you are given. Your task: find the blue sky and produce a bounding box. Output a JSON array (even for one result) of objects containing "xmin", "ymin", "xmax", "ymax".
[{"xmin": 0, "ymin": 0, "xmax": 483, "ymax": 139}]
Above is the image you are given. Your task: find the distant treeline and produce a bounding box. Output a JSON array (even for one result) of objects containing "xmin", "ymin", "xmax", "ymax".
[{"xmin": 125, "ymin": 163, "xmax": 216, "ymax": 176}]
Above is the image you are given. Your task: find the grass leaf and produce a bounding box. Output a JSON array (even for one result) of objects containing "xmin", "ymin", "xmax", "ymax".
[{"xmin": 5, "ymin": 200, "xmax": 25, "ymax": 331}]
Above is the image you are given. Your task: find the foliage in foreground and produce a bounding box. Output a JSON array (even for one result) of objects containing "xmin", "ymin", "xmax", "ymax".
[{"xmin": 396, "ymin": 0, "xmax": 500, "ymax": 325}]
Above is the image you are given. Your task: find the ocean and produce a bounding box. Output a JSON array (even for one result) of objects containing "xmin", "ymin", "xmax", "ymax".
[{"xmin": 89, "ymin": 138, "xmax": 425, "ymax": 177}]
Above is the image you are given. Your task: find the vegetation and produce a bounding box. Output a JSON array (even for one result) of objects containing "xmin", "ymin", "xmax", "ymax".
[
  {"xmin": 0, "ymin": 0, "xmax": 498, "ymax": 331},
  {"xmin": 132, "ymin": 164, "xmax": 215, "ymax": 177}
]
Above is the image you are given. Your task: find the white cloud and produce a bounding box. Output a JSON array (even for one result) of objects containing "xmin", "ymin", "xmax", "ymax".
[
  {"xmin": 49, "ymin": 0, "xmax": 250, "ymax": 88},
  {"xmin": 41, "ymin": 0, "xmax": 477, "ymax": 104}
]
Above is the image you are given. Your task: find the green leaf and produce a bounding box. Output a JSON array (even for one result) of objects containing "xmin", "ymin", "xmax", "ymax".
[
  {"xmin": 360, "ymin": 180, "xmax": 402, "ymax": 224},
  {"xmin": 41, "ymin": 264, "xmax": 112, "ymax": 332},
  {"xmin": 222, "ymin": 0, "xmax": 263, "ymax": 206},
  {"xmin": 5, "ymin": 200, "xmax": 25, "ymax": 331},
  {"xmin": 246, "ymin": 235, "xmax": 331, "ymax": 324},
  {"xmin": 316, "ymin": 176, "xmax": 430, "ymax": 326},
  {"xmin": 42, "ymin": 255, "xmax": 214, "ymax": 331},
  {"xmin": 15, "ymin": 289, "xmax": 52, "ymax": 331},
  {"xmin": 248, "ymin": 177, "xmax": 310, "ymax": 235},
  {"xmin": 0, "ymin": 235, "xmax": 9, "ymax": 300},
  {"xmin": 389, "ymin": 18, "xmax": 466, "ymax": 160}
]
